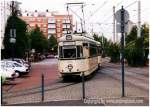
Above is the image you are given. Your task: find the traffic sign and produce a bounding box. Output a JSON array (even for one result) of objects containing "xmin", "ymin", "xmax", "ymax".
[
  {"xmin": 116, "ymin": 23, "xmax": 128, "ymax": 33},
  {"xmin": 115, "ymin": 9, "xmax": 129, "ymax": 23}
]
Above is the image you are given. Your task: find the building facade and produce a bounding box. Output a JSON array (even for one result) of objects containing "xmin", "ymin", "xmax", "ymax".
[
  {"xmin": 0, "ymin": 1, "xmax": 11, "ymax": 49},
  {"xmin": 21, "ymin": 11, "xmax": 73, "ymax": 39},
  {"xmin": 21, "ymin": 16, "xmax": 48, "ymax": 37}
]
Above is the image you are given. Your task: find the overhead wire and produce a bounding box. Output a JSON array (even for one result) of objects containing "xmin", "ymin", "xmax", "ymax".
[{"xmin": 86, "ymin": 0, "xmax": 109, "ymax": 20}]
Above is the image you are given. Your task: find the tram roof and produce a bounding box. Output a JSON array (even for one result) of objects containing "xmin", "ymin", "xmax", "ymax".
[{"xmin": 58, "ymin": 33, "xmax": 101, "ymax": 45}]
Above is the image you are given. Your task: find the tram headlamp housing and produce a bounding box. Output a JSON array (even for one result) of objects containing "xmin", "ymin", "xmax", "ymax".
[
  {"xmin": 68, "ymin": 64, "xmax": 73, "ymax": 71},
  {"xmin": 66, "ymin": 35, "xmax": 72, "ymax": 40}
]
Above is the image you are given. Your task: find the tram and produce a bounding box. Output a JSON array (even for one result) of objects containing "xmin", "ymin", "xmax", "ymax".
[{"xmin": 58, "ymin": 33, "xmax": 102, "ymax": 78}]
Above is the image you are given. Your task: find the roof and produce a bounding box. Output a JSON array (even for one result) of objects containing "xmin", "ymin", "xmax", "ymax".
[{"xmin": 58, "ymin": 33, "xmax": 101, "ymax": 45}]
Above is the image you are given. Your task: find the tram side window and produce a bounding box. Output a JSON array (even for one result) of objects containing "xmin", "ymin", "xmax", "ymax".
[
  {"xmin": 90, "ymin": 46, "xmax": 97, "ymax": 57},
  {"xmin": 59, "ymin": 46, "xmax": 63, "ymax": 58},
  {"xmin": 98, "ymin": 46, "xmax": 102, "ymax": 55},
  {"xmin": 77, "ymin": 46, "xmax": 83, "ymax": 58}
]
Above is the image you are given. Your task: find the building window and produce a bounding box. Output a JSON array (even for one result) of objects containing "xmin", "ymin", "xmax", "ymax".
[
  {"xmin": 43, "ymin": 29, "xmax": 47, "ymax": 33},
  {"xmin": 29, "ymin": 18, "xmax": 35, "ymax": 22},
  {"xmin": 30, "ymin": 23, "xmax": 35, "ymax": 27},
  {"xmin": 37, "ymin": 18, "xmax": 41, "ymax": 22},
  {"xmin": 57, "ymin": 28, "xmax": 61, "ymax": 32},
  {"xmin": 37, "ymin": 24, "xmax": 41, "ymax": 27},
  {"xmin": 43, "ymin": 24, "xmax": 47, "ymax": 27},
  {"xmin": 57, "ymin": 19, "xmax": 61, "ymax": 22},
  {"xmin": 57, "ymin": 33, "xmax": 61, "ymax": 38},
  {"xmin": 43, "ymin": 18, "xmax": 47, "ymax": 23},
  {"xmin": 57, "ymin": 23, "xmax": 61, "ymax": 27},
  {"xmin": 48, "ymin": 29, "xmax": 56, "ymax": 34},
  {"xmin": 48, "ymin": 24, "xmax": 56, "ymax": 28}
]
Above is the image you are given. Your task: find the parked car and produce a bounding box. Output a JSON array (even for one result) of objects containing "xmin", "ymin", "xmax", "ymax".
[
  {"xmin": 1, "ymin": 63, "xmax": 19, "ymax": 79},
  {"xmin": 47, "ymin": 54, "xmax": 54, "ymax": 58},
  {"xmin": 4, "ymin": 58, "xmax": 31, "ymax": 70},
  {"xmin": 39, "ymin": 55, "xmax": 46, "ymax": 60},
  {"xmin": 1, "ymin": 60, "xmax": 29, "ymax": 76},
  {"xmin": 54, "ymin": 55, "xmax": 58, "ymax": 58}
]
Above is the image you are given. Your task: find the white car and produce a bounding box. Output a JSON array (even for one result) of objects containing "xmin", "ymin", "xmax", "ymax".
[
  {"xmin": 54, "ymin": 55, "xmax": 58, "ymax": 58},
  {"xmin": 1, "ymin": 61, "xmax": 29, "ymax": 76},
  {"xmin": 1, "ymin": 65, "xmax": 19, "ymax": 79},
  {"xmin": 4, "ymin": 58, "xmax": 31, "ymax": 70}
]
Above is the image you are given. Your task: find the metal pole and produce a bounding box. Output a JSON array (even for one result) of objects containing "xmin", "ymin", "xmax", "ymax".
[
  {"xmin": 137, "ymin": 0, "xmax": 141, "ymax": 38},
  {"xmin": 113, "ymin": 6, "xmax": 116, "ymax": 43},
  {"xmin": 12, "ymin": 43, "xmax": 14, "ymax": 61},
  {"xmin": 120, "ymin": 6, "xmax": 125, "ymax": 97},
  {"xmin": 1, "ymin": 77, "xmax": 3, "ymax": 105},
  {"xmin": 41, "ymin": 74, "xmax": 44, "ymax": 102},
  {"xmin": 82, "ymin": 72, "xmax": 85, "ymax": 99}
]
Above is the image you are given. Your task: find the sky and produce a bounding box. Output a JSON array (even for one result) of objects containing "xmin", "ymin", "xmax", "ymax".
[{"xmin": 2, "ymin": 0, "xmax": 150, "ymax": 40}]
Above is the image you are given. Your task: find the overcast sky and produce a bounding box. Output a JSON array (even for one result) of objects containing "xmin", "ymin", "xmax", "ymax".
[{"xmin": 3, "ymin": 0, "xmax": 150, "ymax": 40}]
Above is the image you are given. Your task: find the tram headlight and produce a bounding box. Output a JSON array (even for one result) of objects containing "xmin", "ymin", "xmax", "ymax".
[
  {"xmin": 66, "ymin": 35, "xmax": 72, "ymax": 40},
  {"xmin": 68, "ymin": 64, "xmax": 73, "ymax": 71}
]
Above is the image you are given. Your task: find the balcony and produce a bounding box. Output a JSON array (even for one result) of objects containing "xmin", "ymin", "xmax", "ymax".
[
  {"xmin": 48, "ymin": 29, "xmax": 56, "ymax": 34},
  {"xmin": 48, "ymin": 19, "xmax": 56, "ymax": 24},
  {"xmin": 48, "ymin": 24, "xmax": 56, "ymax": 28},
  {"xmin": 62, "ymin": 24, "xmax": 70, "ymax": 28},
  {"xmin": 62, "ymin": 20, "xmax": 71, "ymax": 24},
  {"xmin": 62, "ymin": 30, "xmax": 72, "ymax": 34}
]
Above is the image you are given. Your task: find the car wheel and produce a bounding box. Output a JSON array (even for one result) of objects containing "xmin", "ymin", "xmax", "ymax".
[
  {"xmin": 15, "ymin": 72, "xmax": 19, "ymax": 78},
  {"xmin": 15, "ymin": 71, "xmax": 21, "ymax": 77}
]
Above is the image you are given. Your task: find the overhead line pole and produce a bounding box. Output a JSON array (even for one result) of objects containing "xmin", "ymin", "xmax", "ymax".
[
  {"xmin": 137, "ymin": 0, "xmax": 141, "ymax": 38},
  {"xmin": 113, "ymin": 6, "xmax": 115, "ymax": 43}
]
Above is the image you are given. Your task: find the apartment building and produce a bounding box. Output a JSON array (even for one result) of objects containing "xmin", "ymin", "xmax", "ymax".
[{"xmin": 21, "ymin": 11, "xmax": 73, "ymax": 39}]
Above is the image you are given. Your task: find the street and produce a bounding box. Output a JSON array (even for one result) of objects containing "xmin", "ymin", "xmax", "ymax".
[
  {"xmin": 3, "ymin": 58, "xmax": 59, "ymax": 92},
  {"xmin": 2, "ymin": 58, "xmax": 149, "ymax": 106}
]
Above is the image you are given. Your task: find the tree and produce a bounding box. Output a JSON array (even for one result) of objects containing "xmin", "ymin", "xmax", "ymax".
[
  {"xmin": 3, "ymin": 15, "xmax": 29, "ymax": 59},
  {"xmin": 125, "ymin": 23, "xmax": 149, "ymax": 66},
  {"xmin": 30, "ymin": 26, "xmax": 48, "ymax": 53},
  {"xmin": 108, "ymin": 42, "xmax": 120, "ymax": 62},
  {"xmin": 48, "ymin": 35, "xmax": 58, "ymax": 54},
  {"xmin": 125, "ymin": 26, "xmax": 137, "ymax": 44},
  {"xmin": 93, "ymin": 33, "xmax": 110, "ymax": 57}
]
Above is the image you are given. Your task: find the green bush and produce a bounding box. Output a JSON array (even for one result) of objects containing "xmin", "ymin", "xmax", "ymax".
[
  {"xmin": 1, "ymin": 76, "xmax": 6, "ymax": 84},
  {"xmin": 125, "ymin": 38, "xmax": 147, "ymax": 67},
  {"xmin": 108, "ymin": 43, "xmax": 120, "ymax": 63}
]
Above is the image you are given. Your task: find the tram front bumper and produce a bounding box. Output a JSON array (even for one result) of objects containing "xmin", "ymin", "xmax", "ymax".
[{"xmin": 59, "ymin": 70, "xmax": 87, "ymax": 77}]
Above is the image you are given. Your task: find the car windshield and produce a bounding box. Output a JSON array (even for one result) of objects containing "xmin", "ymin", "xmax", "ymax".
[
  {"xmin": 59, "ymin": 46, "xmax": 83, "ymax": 59},
  {"xmin": 14, "ymin": 63, "xmax": 22, "ymax": 67},
  {"xmin": 14, "ymin": 60, "xmax": 23, "ymax": 64},
  {"xmin": 1, "ymin": 63, "xmax": 5, "ymax": 69},
  {"xmin": 6, "ymin": 62, "xmax": 14, "ymax": 68}
]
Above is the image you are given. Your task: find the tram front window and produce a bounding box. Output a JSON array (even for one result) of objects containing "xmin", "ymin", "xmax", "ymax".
[
  {"xmin": 64, "ymin": 48, "xmax": 76, "ymax": 58},
  {"xmin": 59, "ymin": 46, "xmax": 83, "ymax": 59}
]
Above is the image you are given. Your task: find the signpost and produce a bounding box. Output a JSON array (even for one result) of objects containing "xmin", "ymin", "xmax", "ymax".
[
  {"xmin": 10, "ymin": 29, "xmax": 16, "ymax": 61},
  {"xmin": 115, "ymin": 6, "xmax": 129, "ymax": 97}
]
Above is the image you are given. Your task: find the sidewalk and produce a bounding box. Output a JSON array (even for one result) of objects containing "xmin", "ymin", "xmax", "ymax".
[
  {"xmin": 5, "ymin": 96, "xmax": 148, "ymax": 106},
  {"xmin": 5, "ymin": 100, "xmax": 104, "ymax": 106}
]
